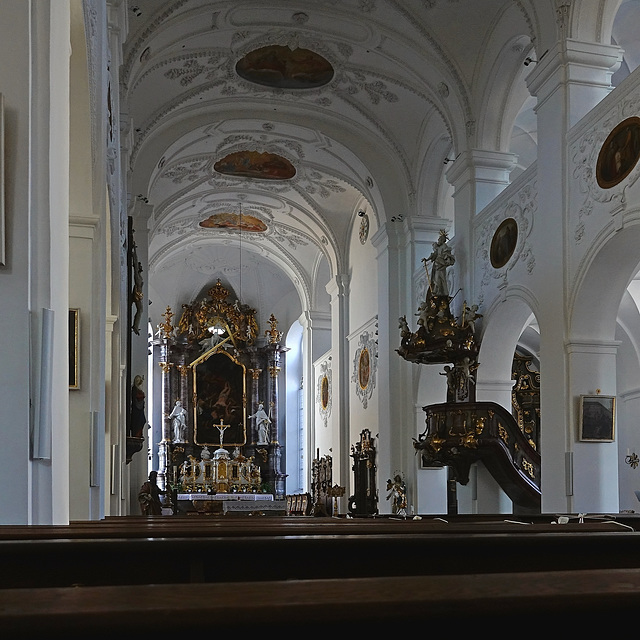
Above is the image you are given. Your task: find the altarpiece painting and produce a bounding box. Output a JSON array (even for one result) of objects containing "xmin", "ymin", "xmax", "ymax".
[{"xmin": 192, "ymin": 350, "xmax": 247, "ymax": 447}]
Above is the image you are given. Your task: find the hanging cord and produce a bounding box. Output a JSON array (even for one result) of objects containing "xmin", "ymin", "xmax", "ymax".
[{"xmin": 238, "ymin": 203, "xmax": 242, "ymax": 300}]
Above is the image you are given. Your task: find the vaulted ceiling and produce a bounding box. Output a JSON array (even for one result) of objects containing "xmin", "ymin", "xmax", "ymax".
[{"xmin": 121, "ymin": 0, "xmax": 638, "ymax": 336}]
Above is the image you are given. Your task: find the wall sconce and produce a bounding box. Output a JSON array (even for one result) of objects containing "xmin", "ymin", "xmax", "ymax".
[
  {"xmin": 358, "ymin": 210, "xmax": 366, "ymax": 217},
  {"xmin": 625, "ymin": 451, "xmax": 639, "ymax": 469}
]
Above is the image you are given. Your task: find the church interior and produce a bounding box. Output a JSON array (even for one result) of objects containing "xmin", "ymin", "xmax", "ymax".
[{"xmin": 3, "ymin": 0, "xmax": 640, "ymax": 630}]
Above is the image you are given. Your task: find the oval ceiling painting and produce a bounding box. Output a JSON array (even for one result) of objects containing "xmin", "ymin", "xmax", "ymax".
[
  {"xmin": 214, "ymin": 150, "xmax": 296, "ymax": 180},
  {"xmin": 236, "ymin": 45, "xmax": 334, "ymax": 89},
  {"xmin": 199, "ymin": 212, "xmax": 267, "ymax": 232}
]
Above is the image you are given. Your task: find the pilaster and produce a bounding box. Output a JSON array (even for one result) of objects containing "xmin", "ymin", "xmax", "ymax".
[
  {"xmin": 525, "ymin": 37, "xmax": 623, "ymax": 513},
  {"xmin": 445, "ymin": 150, "xmax": 518, "ymax": 298},
  {"xmin": 326, "ymin": 275, "xmax": 350, "ymax": 487}
]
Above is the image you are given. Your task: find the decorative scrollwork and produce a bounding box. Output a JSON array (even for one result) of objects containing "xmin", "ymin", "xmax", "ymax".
[{"xmin": 176, "ymin": 279, "xmax": 258, "ymax": 348}]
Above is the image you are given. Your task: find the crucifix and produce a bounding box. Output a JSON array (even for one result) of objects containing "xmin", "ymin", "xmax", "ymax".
[{"xmin": 215, "ymin": 419, "xmax": 230, "ymax": 449}]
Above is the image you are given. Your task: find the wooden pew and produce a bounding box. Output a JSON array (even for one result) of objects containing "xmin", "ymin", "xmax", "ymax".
[
  {"xmin": 1, "ymin": 513, "xmax": 640, "ymax": 634},
  {"xmin": 0, "ymin": 511, "xmax": 636, "ymax": 540},
  {"xmin": 3, "ymin": 568, "xmax": 640, "ymax": 635},
  {"xmin": 0, "ymin": 517, "xmax": 638, "ymax": 589}
]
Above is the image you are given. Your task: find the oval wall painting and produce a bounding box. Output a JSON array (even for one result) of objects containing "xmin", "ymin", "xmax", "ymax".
[
  {"xmin": 236, "ymin": 45, "xmax": 334, "ymax": 89},
  {"xmin": 214, "ymin": 150, "xmax": 296, "ymax": 180},
  {"xmin": 199, "ymin": 212, "xmax": 267, "ymax": 232},
  {"xmin": 320, "ymin": 375, "xmax": 329, "ymax": 410},
  {"xmin": 490, "ymin": 217, "xmax": 518, "ymax": 269},
  {"xmin": 358, "ymin": 348, "xmax": 371, "ymax": 390},
  {"xmin": 596, "ymin": 116, "xmax": 640, "ymax": 189}
]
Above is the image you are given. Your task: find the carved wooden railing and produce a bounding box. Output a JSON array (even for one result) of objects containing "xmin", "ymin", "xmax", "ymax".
[{"xmin": 415, "ymin": 401, "xmax": 541, "ymax": 509}]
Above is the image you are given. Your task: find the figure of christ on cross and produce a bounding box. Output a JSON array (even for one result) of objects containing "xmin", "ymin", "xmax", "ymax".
[{"xmin": 215, "ymin": 419, "xmax": 231, "ymax": 449}]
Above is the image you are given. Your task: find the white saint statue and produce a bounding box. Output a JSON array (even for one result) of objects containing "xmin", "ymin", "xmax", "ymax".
[
  {"xmin": 249, "ymin": 402, "xmax": 272, "ymax": 445},
  {"xmin": 169, "ymin": 399, "xmax": 187, "ymax": 442}
]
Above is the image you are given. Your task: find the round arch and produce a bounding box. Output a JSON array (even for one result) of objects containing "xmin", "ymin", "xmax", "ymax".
[
  {"xmin": 476, "ymin": 288, "xmax": 540, "ymax": 409},
  {"xmin": 149, "ymin": 233, "xmax": 310, "ymax": 320},
  {"xmin": 570, "ymin": 219, "xmax": 640, "ymax": 342}
]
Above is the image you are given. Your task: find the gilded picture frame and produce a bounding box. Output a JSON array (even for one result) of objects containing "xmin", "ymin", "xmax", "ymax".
[
  {"xmin": 192, "ymin": 350, "xmax": 247, "ymax": 447},
  {"xmin": 579, "ymin": 394, "xmax": 615, "ymax": 442},
  {"xmin": 69, "ymin": 308, "xmax": 80, "ymax": 389},
  {"xmin": 490, "ymin": 217, "xmax": 518, "ymax": 269},
  {"xmin": 358, "ymin": 347, "xmax": 370, "ymax": 390},
  {"xmin": 320, "ymin": 374, "xmax": 329, "ymax": 410},
  {"xmin": 317, "ymin": 361, "xmax": 332, "ymax": 427},
  {"xmin": 352, "ymin": 329, "xmax": 378, "ymax": 409},
  {"xmin": 596, "ymin": 116, "xmax": 640, "ymax": 189}
]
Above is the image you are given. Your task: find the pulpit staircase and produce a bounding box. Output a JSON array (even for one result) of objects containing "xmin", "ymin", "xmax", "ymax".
[{"xmin": 415, "ymin": 401, "xmax": 541, "ymax": 510}]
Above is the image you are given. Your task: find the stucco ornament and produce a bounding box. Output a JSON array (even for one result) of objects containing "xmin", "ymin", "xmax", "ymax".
[{"xmin": 352, "ymin": 330, "xmax": 378, "ymax": 409}]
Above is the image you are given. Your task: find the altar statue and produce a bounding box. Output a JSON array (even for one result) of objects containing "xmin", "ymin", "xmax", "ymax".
[
  {"xmin": 169, "ymin": 399, "xmax": 187, "ymax": 442},
  {"xmin": 249, "ymin": 402, "xmax": 271, "ymax": 445}
]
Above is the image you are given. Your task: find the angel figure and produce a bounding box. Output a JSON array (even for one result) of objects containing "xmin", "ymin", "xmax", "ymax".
[{"xmin": 461, "ymin": 301, "xmax": 482, "ymax": 332}]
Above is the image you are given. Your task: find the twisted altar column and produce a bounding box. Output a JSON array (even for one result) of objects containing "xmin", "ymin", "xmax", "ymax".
[
  {"xmin": 268, "ymin": 346, "xmax": 287, "ymax": 497},
  {"xmin": 268, "ymin": 361, "xmax": 281, "ymax": 444},
  {"xmin": 157, "ymin": 359, "xmax": 173, "ymax": 492}
]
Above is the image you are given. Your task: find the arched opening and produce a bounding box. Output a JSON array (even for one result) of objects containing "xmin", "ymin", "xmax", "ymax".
[{"xmin": 569, "ymin": 222, "xmax": 640, "ymax": 513}]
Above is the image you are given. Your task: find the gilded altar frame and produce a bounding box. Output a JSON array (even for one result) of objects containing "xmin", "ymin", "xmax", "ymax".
[{"xmin": 191, "ymin": 348, "xmax": 247, "ymax": 447}]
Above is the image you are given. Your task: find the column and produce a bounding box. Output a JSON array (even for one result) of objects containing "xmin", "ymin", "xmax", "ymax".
[
  {"xmin": 247, "ymin": 367, "xmax": 262, "ymax": 444},
  {"xmin": 445, "ymin": 149, "xmax": 518, "ymax": 297},
  {"xmin": 525, "ymin": 38, "xmax": 623, "ymax": 513},
  {"xmin": 268, "ymin": 347, "xmax": 287, "ymax": 497},
  {"xmin": 177, "ymin": 362, "xmax": 189, "ymax": 440},
  {"xmin": 567, "ymin": 340, "xmax": 620, "ymax": 513},
  {"xmin": 157, "ymin": 357, "xmax": 173, "ymax": 492},
  {"xmin": 326, "ymin": 275, "xmax": 350, "ymax": 490}
]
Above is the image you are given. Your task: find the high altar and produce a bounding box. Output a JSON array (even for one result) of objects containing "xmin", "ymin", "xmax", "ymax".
[{"xmin": 152, "ymin": 280, "xmax": 288, "ymax": 510}]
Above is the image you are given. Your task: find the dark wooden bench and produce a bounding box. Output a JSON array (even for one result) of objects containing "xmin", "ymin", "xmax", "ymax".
[
  {"xmin": 3, "ymin": 568, "xmax": 640, "ymax": 635},
  {"xmin": 0, "ymin": 517, "xmax": 638, "ymax": 589},
  {"xmin": 1, "ymin": 513, "xmax": 640, "ymax": 634}
]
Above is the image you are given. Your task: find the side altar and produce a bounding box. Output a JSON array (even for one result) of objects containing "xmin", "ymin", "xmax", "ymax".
[{"xmin": 152, "ymin": 280, "xmax": 288, "ymax": 509}]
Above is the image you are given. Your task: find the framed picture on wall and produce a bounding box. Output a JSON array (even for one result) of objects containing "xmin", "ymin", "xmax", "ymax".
[
  {"xmin": 579, "ymin": 394, "xmax": 615, "ymax": 442},
  {"xmin": 69, "ymin": 308, "xmax": 80, "ymax": 389},
  {"xmin": 596, "ymin": 116, "xmax": 640, "ymax": 189}
]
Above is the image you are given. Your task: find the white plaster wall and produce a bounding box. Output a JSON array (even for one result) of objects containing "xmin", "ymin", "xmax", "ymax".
[
  {"xmin": 616, "ymin": 328, "xmax": 640, "ymax": 512},
  {"xmin": 285, "ymin": 320, "xmax": 304, "ymax": 494},
  {"xmin": 312, "ymin": 351, "xmax": 335, "ymax": 462},
  {"xmin": 69, "ymin": 0, "xmax": 102, "ymax": 521},
  {"xmin": 0, "ymin": 1, "xmax": 74, "ymax": 524},
  {"xmin": 347, "ymin": 211, "xmax": 380, "ymax": 502},
  {"xmin": 567, "ymin": 72, "xmax": 640, "ymax": 289},
  {"xmin": 0, "ymin": 1, "xmax": 33, "ymax": 524}
]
